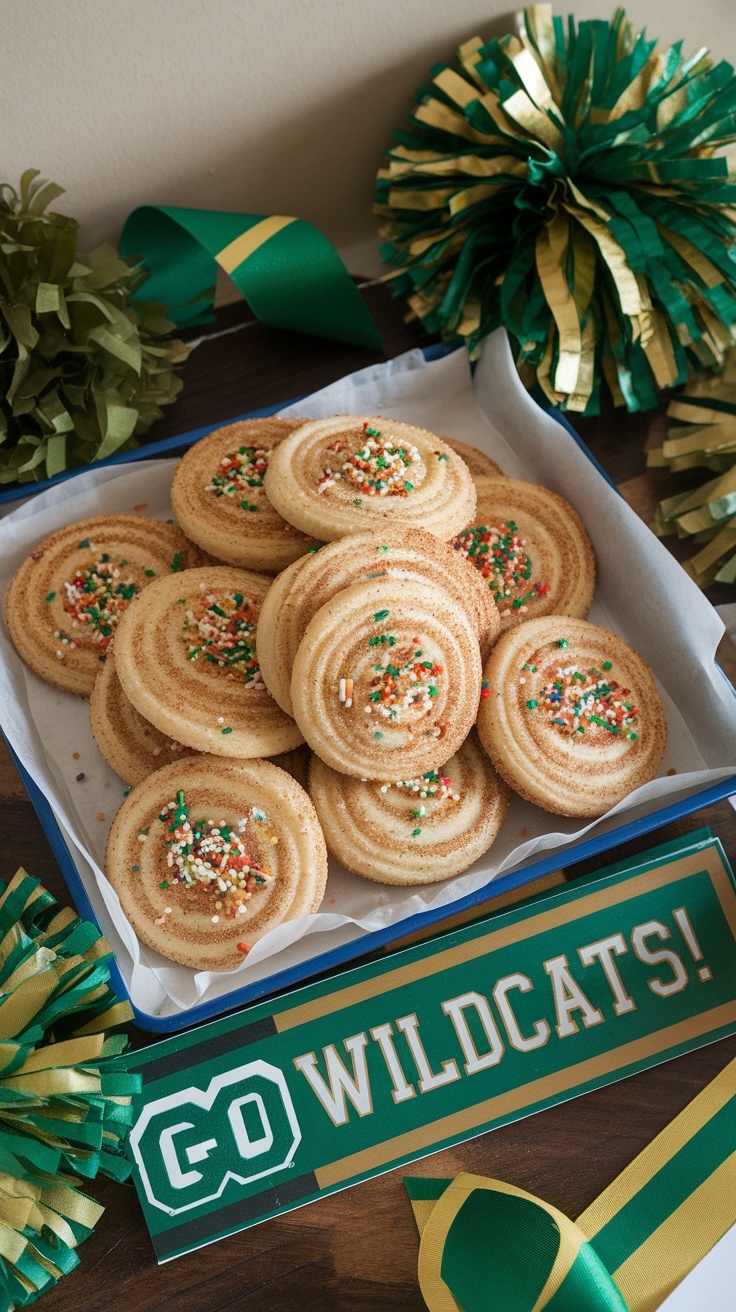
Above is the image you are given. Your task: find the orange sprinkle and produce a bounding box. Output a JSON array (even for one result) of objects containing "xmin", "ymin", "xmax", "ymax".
[
  {"xmin": 72, "ymin": 752, "xmax": 80, "ymax": 760},
  {"xmin": 237, "ymin": 942, "xmax": 250, "ymax": 954},
  {"xmin": 96, "ymin": 811, "xmax": 105, "ymax": 821},
  {"xmin": 666, "ymin": 767, "xmax": 677, "ymax": 776},
  {"xmin": 133, "ymin": 503, "xmax": 148, "ymax": 512}
]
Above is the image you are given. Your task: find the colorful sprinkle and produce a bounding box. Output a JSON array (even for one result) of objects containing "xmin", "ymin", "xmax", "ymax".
[
  {"xmin": 206, "ymin": 445, "xmax": 268, "ymax": 504},
  {"xmin": 453, "ymin": 521, "xmax": 550, "ymax": 608},
  {"xmin": 46, "ymin": 591, "xmax": 55, "ymax": 602},
  {"xmin": 182, "ymin": 591, "xmax": 263, "ymax": 687},
  {"xmin": 163, "ymin": 790, "xmax": 274, "ymax": 919},
  {"xmin": 316, "ymin": 423, "xmax": 420, "ymax": 497},
  {"xmin": 528, "ymin": 661, "xmax": 639, "ymax": 740}
]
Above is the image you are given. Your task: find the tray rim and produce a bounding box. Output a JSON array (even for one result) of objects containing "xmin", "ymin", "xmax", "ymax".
[
  {"xmin": 8, "ymin": 738, "xmax": 736, "ymax": 1033},
  {"xmin": 3, "ymin": 345, "xmax": 735, "ymax": 1032}
]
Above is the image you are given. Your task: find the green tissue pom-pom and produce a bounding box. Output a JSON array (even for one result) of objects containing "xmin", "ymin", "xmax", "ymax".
[
  {"xmin": 0, "ymin": 169, "xmax": 188, "ymax": 486},
  {"xmin": 375, "ymin": 4, "xmax": 736, "ymax": 416}
]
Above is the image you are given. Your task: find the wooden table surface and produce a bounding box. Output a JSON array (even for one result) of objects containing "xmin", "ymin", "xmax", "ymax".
[{"xmin": 4, "ymin": 285, "xmax": 736, "ymax": 1311}]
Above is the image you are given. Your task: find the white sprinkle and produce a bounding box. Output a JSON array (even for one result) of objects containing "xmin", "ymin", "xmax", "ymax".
[
  {"xmin": 164, "ymin": 907, "xmax": 172, "ymax": 914},
  {"xmin": 153, "ymin": 747, "xmax": 161, "ymax": 756},
  {"xmin": 211, "ymin": 915, "xmax": 219, "ymax": 924},
  {"xmin": 338, "ymin": 678, "xmax": 346, "ymax": 702}
]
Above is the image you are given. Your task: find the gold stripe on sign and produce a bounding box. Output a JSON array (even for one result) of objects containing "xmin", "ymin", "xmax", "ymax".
[
  {"xmin": 216, "ymin": 216, "xmax": 297, "ymax": 275},
  {"xmin": 314, "ymin": 999, "xmax": 736, "ymax": 1189},
  {"xmin": 578, "ymin": 1052, "xmax": 736, "ymax": 1237},
  {"xmin": 612, "ymin": 1150, "xmax": 736, "ymax": 1312},
  {"xmin": 276, "ymin": 849, "xmax": 732, "ymax": 1032}
]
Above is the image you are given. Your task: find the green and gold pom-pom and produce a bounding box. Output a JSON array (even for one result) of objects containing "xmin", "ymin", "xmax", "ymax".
[
  {"xmin": 0, "ymin": 170, "xmax": 188, "ymax": 486},
  {"xmin": 650, "ymin": 348, "xmax": 736, "ymax": 585},
  {"xmin": 0, "ymin": 867, "xmax": 139, "ymax": 1310},
  {"xmin": 375, "ymin": 5, "xmax": 736, "ymax": 416}
]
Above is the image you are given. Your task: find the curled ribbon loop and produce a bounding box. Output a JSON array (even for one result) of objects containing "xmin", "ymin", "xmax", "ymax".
[
  {"xmin": 120, "ymin": 205, "xmax": 383, "ymax": 350},
  {"xmin": 407, "ymin": 1052, "xmax": 736, "ymax": 1312}
]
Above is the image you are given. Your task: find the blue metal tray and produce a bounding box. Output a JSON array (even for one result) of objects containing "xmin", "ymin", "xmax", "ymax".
[{"xmin": 3, "ymin": 346, "xmax": 735, "ymax": 1032}]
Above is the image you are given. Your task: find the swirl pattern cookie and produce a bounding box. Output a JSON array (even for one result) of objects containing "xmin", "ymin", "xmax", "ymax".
[
  {"xmin": 105, "ymin": 755, "xmax": 327, "ymax": 970},
  {"xmin": 291, "ymin": 576, "xmax": 482, "ymax": 780},
  {"xmin": 90, "ymin": 654, "xmax": 196, "ymax": 785},
  {"xmin": 4, "ymin": 515, "xmax": 206, "ymax": 696},
  {"xmin": 257, "ymin": 526, "xmax": 500, "ymax": 716},
  {"xmin": 170, "ymin": 417, "xmax": 316, "ymax": 572},
  {"xmin": 113, "ymin": 565, "xmax": 304, "ymax": 757},
  {"xmin": 263, "ymin": 415, "xmax": 476, "ymax": 542},
  {"xmin": 476, "ymin": 617, "xmax": 667, "ymax": 817},
  {"xmin": 309, "ymin": 731, "xmax": 509, "ymax": 884},
  {"xmin": 443, "ymin": 436, "xmax": 503, "ymax": 478},
  {"xmin": 453, "ymin": 476, "xmax": 595, "ymax": 631}
]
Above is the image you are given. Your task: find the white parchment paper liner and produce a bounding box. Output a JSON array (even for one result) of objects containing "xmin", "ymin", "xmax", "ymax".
[{"xmin": 1, "ymin": 329, "xmax": 735, "ymax": 1019}]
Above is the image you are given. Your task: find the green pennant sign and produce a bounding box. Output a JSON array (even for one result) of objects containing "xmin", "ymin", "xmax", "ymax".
[{"xmin": 125, "ymin": 828, "xmax": 736, "ymax": 1262}]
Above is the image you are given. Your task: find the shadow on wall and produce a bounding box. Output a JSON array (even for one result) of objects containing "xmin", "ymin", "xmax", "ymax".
[{"xmin": 81, "ymin": 12, "xmax": 519, "ymax": 256}]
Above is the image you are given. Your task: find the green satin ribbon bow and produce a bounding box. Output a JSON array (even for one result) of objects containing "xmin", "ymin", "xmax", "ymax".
[
  {"xmin": 406, "ymin": 1051, "xmax": 736, "ymax": 1311},
  {"xmin": 120, "ymin": 206, "xmax": 383, "ymax": 350}
]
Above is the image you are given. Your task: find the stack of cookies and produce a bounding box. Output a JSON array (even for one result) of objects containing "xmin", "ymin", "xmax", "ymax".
[{"xmin": 4, "ymin": 412, "xmax": 667, "ymax": 973}]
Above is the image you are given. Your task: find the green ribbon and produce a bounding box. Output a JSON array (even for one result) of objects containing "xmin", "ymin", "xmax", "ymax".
[
  {"xmin": 406, "ymin": 1051, "xmax": 736, "ymax": 1311},
  {"xmin": 120, "ymin": 206, "xmax": 383, "ymax": 350}
]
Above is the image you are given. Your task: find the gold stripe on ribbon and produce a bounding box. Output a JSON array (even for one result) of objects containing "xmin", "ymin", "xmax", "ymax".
[
  {"xmin": 579, "ymin": 1057, "xmax": 736, "ymax": 1236},
  {"xmin": 611, "ymin": 1150, "xmax": 736, "ymax": 1311},
  {"xmin": 217, "ymin": 216, "xmax": 296, "ymax": 275}
]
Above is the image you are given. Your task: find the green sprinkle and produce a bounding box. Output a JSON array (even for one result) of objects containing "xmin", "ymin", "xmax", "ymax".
[
  {"xmin": 437, "ymin": 452, "xmax": 448, "ymax": 460},
  {"xmin": 481, "ymin": 680, "xmax": 490, "ymax": 689},
  {"xmin": 78, "ymin": 539, "xmax": 90, "ymax": 548},
  {"xmin": 368, "ymin": 636, "xmax": 380, "ymax": 647},
  {"xmin": 373, "ymin": 609, "xmax": 389, "ymax": 622},
  {"xmin": 374, "ymin": 731, "xmax": 383, "ymax": 739},
  {"xmin": 159, "ymin": 881, "xmax": 169, "ymax": 889},
  {"xmin": 144, "ymin": 569, "xmax": 155, "ymax": 577},
  {"xmin": 526, "ymin": 699, "xmax": 537, "ymax": 709},
  {"xmin": 377, "ymin": 545, "xmax": 388, "ymax": 552},
  {"xmin": 176, "ymin": 598, "xmax": 185, "ymax": 605},
  {"xmin": 412, "ymin": 828, "xmax": 421, "ymax": 836},
  {"xmin": 404, "ymin": 481, "xmax": 413, "ymax": 491},
  {"xmin": 172, "ymin": 553, "xmax": 181, "ymax": 572},
  {"xmin": 45, "ymin": 591, "xmax": 55, "ymax": 602},
  {"xmin": 603, "ymin": 661, "xmax": 613, "ymax": 670},
  {"xmin": 590, "ymin": 715, "xmax": 619, "ymax": 733},
  {"xmin": 221, "ymin": 726, "xmax": 233, "ymax": 735},
  {"xmin": 119, "ymin": 560, "xmax": 128, "ymax": 567},
  {"xmin": 557, "ymin": 638, "xmax": 568, "ymax": 648},
  {"xmin": 627, "ymin": 731, "xmax": 639, "ymax": 741},
  {"xmin": 428, "ymin": 686, "xmax": 438, "ymax": 697},
  {"xmin": 132, "ymin": 865, "xmax": 140, "ymax": 872}
]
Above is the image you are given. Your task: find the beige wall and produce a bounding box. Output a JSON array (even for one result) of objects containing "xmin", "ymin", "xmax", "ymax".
[{"xmin": 4, "ymin": 0, "xmax": 735, "ymax": 275}]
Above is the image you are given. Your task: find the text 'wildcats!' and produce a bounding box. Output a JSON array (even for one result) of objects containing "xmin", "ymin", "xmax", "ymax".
[{"xmin": 124, "ymin": 830, "xmax": 736, "ymax": 1262}]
